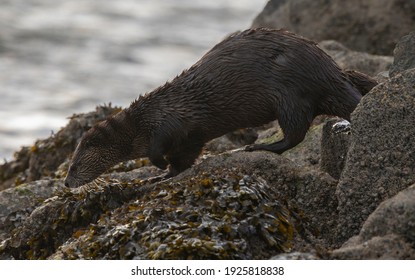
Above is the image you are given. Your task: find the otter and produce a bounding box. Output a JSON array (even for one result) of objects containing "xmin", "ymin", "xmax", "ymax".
[{"xmin": 64, "ymin": 28, "xmax": 377, "ymax": 188}]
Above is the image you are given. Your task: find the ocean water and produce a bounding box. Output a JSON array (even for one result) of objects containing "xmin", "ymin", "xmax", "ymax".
[{"xmin": 0, "ymin": 0, "xmax": 266, "ymax": 161}]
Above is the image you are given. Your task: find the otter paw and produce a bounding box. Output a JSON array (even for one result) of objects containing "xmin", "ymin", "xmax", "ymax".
[
  {"xmin": 244, "ymin": 144, "xmax": 257, "ymax": 152},
  {"xmin": 146, "ymin": 172, "xmax": 172, "ymax": 184}
]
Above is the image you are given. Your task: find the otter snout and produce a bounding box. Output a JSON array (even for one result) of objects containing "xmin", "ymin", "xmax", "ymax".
[{"xmin": 64, "ymin": 174, "xmax": 77, "ymax": 188}]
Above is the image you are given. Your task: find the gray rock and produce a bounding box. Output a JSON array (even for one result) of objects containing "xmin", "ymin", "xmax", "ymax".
[
  {"xmin": 271, "ymin": 251, "xmax": 320, "ymax": 260},
  {"xmin": 0, "ymin": 180, "xmax": 65, "ymax": 242},
  {"xmin": 390, "ymin": 32, "xmax": 415, "ymax": 77},
  {"xmin": 332, "ymin": 185, "xmax": 415, "ymax": 259},
  {"xmin": 320, "ymin": 118, "xmax": 350, "ymax": 180},
  {"xmin": 359, "ymin": 184, "xmax": 415, "ymax": 243},
  {"xmin": 252, "ymin": 0, "xmax": 415, "ymax": 55},
  {"xmin": 336, "ymin": 68, "xmax": 415, "ymax": 244},
  {"xmin": 331, "ymin": 234, "xmax": 415, "ymax": 259},
  {"xmin": 319, "ymin": 40, "xmax": 392, "ymax": 76},
  {"xmin": 204, "ymin": 128, "xmax": 258, "ymax": 154},
  {"xmin": 1, "ymin": 179, "xmax": 145, "ymax": 259}
]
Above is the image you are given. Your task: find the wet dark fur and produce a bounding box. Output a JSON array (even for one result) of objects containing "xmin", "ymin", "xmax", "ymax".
[{"xmin": 65, "ymin": 28, "xmax": 377, "ymax": 188}]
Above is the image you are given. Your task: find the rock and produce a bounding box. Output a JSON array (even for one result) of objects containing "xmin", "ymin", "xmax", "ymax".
[
  {"xmin": 1, "ymin": 151, "xmax": 338, "ymax": 259},
  {"xmin": 107, "ymin": 165, "xmax": 163, "ymax": 183},
  {"xmin": 0, "ymin": 180, "xmax": 65, "ymax": 242},
  {"xmin": 0, "ymin": 147, "xmax": 31, "ymax": 192},
  {"xmin": 1, "ymin": 179, "xmax": 145, "ymax": 259},
  {"xmin": 252, "ymin": 0, "xmax": 415, "ymax": 55},
  {"xmin": 225, "ymin": 128, "xmax": 258, "ymax": 147},
  {"xmin": 390, "ymin": 32, "xmax": 415, "ymax": 77},
  {"xmin": 320, "ymin": 118, "xmax": 350, "ymax": 180},
  {"xmin": 319, "ymin": 40, "xmax": 392, "ymax": 76},
  {"xmin": 331, "ymin": 185, "xmax": 415, "ymax": 259},
  {"xmin": 331, "ymin": 234, "xmax": 415, "ymax": 259},
  {"xmin": 52, "ymin": 170, "xmax": 294, "ymax": 260},
  {"xmin": 358, "ymin": 185, "xmax": 415, "ymax": 244},
  {"xmin": 204, "ymin": 128, "xmax": 258, "ymax": 154},
  {"xmin": 271, "ymin": 251, "xmax": 320, "ymax": 260},
  {"xmin": 184, "ymin": 151, "xmax": 339, "ymax": 247},
  {"xmin": 336, "ymin": 68, "xmax": 415, "ymax": 245}
]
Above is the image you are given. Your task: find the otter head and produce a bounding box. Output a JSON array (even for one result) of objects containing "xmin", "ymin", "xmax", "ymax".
[{"xmin": 64, "ymin": 111, "xmax": 141, "ymax": 188}]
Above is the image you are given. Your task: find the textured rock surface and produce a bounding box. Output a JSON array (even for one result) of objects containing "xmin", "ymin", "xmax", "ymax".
[
  {"xmin": 320, "ymin": 118, "xmax": 350, "ymax": 180},
  {"xmin": 336, "ymin": 68, "xmax": 415, "ymax": 244},
  {"xmin": 252, "ymin": 0, "xmax": 415, "ymax": 55},
  {"xmin": 0, "ymin": 180, "xmax": 65, "ymax": 241},
  {"xmin": 52, "ymin": 171, "xmax": 294, "ymax": 260},
  {"xmin": 319, "ymin": 40, "xmax": 392, "ymax": 76},
  {"xmin": 332, "ymin": 185, "xmax": 415, "ymax": 259},
  {"xmin": 389, "ymin": 32, "xmax": 415, "ymax": 77},
  {"xmin": 0, "ymin": 152, "xmax": 338, "ymax": 259},
  {"xmin": 358, "ymin": 185, "xmax": 415, "ymax": 244},
  {"xmin": 331, "ymin": 234, "xmax": 415, "ymax": 260},
  {"xmin": 271, "ymin": 252, "xmax": 320, "ymax": 260}
]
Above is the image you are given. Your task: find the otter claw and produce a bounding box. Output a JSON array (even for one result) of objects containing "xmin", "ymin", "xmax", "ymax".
[
  {"xmin": 146, "ymin": 172, "xmax": 173, "ymax": 184},
  {"xmin": 227, "ymin": 147, "xmax": 246, "ymax": 153},
  {"xmin": 244, "ymin": 144, "xmax": 256, "ymax": 152}
]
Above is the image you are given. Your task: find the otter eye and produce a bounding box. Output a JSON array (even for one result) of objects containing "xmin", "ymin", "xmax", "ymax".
[{"xmin": 84, "ymin": 137, "xmax": 99, "ymax": 148}]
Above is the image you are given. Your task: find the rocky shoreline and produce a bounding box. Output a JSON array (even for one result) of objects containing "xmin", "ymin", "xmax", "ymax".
[{"xmin": 1, "ymin": 1, "xmax": 415, "ymax": 259}]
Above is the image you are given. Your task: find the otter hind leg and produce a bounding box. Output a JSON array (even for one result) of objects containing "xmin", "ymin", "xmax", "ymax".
[
  {"xmin": 246, "ymin": 139, "xmax": 293, "ymax": 154},
  {"xmin": 246, "ymin": 111, "xmax": 312, "ymax": 154},
  {"xmin": 245, "ymin": 134, "xmax": 307, "ymax": 154}
]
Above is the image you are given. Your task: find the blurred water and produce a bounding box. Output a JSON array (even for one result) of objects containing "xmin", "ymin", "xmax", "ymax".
[{"xmin": 0, "ymin": 0, "xmax": 266, "ymax": 160}]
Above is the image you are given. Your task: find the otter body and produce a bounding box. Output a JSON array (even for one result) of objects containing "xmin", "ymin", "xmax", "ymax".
[{"xmin": 64, "ymin": 28, "xmax": 377, "ymax": 188}]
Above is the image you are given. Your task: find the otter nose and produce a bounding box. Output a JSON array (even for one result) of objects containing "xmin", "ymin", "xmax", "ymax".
[{"xmin": 64, "ymin": 177, "xmax": 71, "ymax": 188}]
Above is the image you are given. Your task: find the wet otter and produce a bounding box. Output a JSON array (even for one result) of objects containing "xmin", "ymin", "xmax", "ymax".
[{"xmin": 64, "ymin": 28, "xmax": 377, "ymax": 188}]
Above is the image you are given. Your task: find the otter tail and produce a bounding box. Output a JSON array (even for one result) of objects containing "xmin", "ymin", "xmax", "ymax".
[{"xmin": 346, "ymin": 70, "xmax": 378, "ymax": 96}]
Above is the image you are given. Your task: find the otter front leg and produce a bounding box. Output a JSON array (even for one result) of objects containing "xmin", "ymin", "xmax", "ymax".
[
  {"xmin": 146, "ymin": 148, "xmax": 170, "ymax": 183},
  {"xmin": 166, "ymin": 141, "xmax": 204, "ymax": 177},
  {"xmin": 149, "ymin": 154, "xmax": 168, "ymax": 170},
  {"xmin": 148, "ymin": 139, "xmax": 169, "ymax": 170}
]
